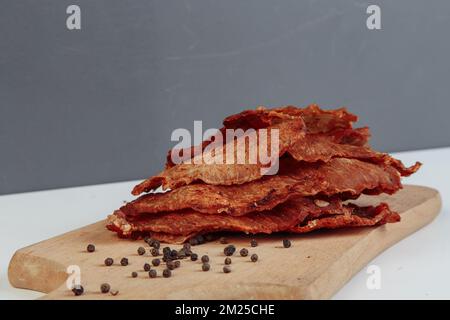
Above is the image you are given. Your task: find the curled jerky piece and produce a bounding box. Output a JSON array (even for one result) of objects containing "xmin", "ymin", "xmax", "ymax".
[
  {"xmin": 134, "ymin": 105, "xmax": 419, "ymax": 195},
  {"xmin": 290, "ymin": 203, "xmax": 400, "ymax": 233},
  {"xmin": 132, "ymin": 112, "xmax": 305, "ymax": 195},
  {"xmin": 106, "ymin": 197, "xmax": 400, "ymax": 244},
  {"xmin": 107, "ymin": 197, "xmax": 352, "ymax": 239},
  {"xmin": 165, "ymin": 104, "xmax": 363, "ymax": 168},
  {"xmin": 122, "ymin": 158, "xmax": 403, "ymax": 216}
]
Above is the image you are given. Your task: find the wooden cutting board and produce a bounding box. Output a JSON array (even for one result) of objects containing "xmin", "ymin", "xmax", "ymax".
[{"xmin": 8, "ymin": 185, "xmax": 441, "ymax": 300}]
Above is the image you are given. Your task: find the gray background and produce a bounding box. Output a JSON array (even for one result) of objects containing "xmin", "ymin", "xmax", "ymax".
[{"xmin": 1, "ymin": 0, "xmax": 449, "ymax": 195}]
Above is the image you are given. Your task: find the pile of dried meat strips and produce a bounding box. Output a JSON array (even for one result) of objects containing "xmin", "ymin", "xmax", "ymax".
[{"xmin": 107, "ymin": 105, "xmax": 421, "ymax": 243}]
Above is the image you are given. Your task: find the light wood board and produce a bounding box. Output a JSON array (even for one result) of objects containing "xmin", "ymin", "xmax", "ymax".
[{"xmin": 8, "ymin": 185, "xmax": 441, "ymax": 299}]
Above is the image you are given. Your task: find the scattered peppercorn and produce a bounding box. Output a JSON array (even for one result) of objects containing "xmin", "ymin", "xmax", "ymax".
[
  {"xmin": 251, "ymin": 254, "xmax": 258, "ymax": 262},
  {"xmin": 167, "ymin": 260, "xmax": 176, "ymax": 270},
  {"xmin": 149, "ymin": 269, "xmax": 157, "ymax": 278},
  {"xmin": 100, "ymin": 283, "xmax": 110, "ymax": 293},
  {"xmin": 183, "ymin": 243, "xmax": 191, "ymax": 251},
  {"xmin": 87, "ymin": 244, "xmax": 95, "ymax": 253},
  {"xmin": 224, "ymin": 245, "xmax": 236, "ymax": 256},
  {"xmin": 283, "ymin": 239, "xmax": 291, "ymax": 248},
  {"xmin": 120, "ymin": 257, "xmax": 129, "ymax": 266},
  {"xmin": 239, "ymin": 248, "xmax": 249, "ymax": 257},
  {"xmin": 151, "ymin": 248, "xmax": 159, "ymax": 257},
  {"xmin": 131, "ymin": 271, "xmax": 138, "ymax": 278},
  {"xmin": 152, "ymin": 258, "xmax": 161, "ymax": 267},
  {"xmin": 201, "ymin": 255, "xmax": 209, "ymax": 263},
  {"xmin": 223, "ymin": 266, "xmax": 231, "ymax": 273},
  {"xmin": 202, "ymin": 263, "xmax": 210, "ymax": 272},
  {"xmin": 250, "ymin": 239, "xmax": 258, "ymax": 247},
  {"xmin": 110, "ymin": 290, "xmax": 119, "ymax": 296},
  {"xmin": 219, "ymin": 237, "xmax": 228, "ymax": 244},
  {"xmin": 224, "ymin": 257, "xmax": 232, "ymax": 265},
  {"xmin": 143, "ymin": 263, "xmax": 151, "ymax": 272},
  {"xmin": 72, "ymin": 285, "xmax": 84, "ymax": 296},
  {"xmin": 144, "ymin": 236, "xmax": 151, "ymax": 244},
  {"xmin": 151, "ymin": 240, "xmax": 161, "ymax": 249},
  {"xmin": 174, "ymin": 260, "xmax": 181, "ymax": 268},
  {"xmin": 190, "ymin": 253, "xmax": 198, "ymax": 261},
  {"xmin": 163, "ymin": 269, "xmax": 172, "ymax": 278},
  {"xmin": 178, "ymin": 249, "xmax": 187, "ymax": 259},
  {"xmin": 137, "ymin": 247, "xmax": 146, "ymax": 255},
  {"xmin": 104, "ymin": 257, "xmax": 114, "ymax": 266},
  {"xmin": 163, "ymin": 246, "xmax": 171, "ymax": 255}
]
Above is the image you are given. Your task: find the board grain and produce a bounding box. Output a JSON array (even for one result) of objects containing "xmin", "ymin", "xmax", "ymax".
[{"xmin": 8, "ymin": 185, "xmax": 441, "ymax": 299}]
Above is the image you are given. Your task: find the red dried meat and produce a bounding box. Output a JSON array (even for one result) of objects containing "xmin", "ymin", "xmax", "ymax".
[
  {"xmin": 106, "ymin": 197, "xmax": 400, "ymax": 243},
  {"xmin": 122, "ymin": 158, "xmax": 403, "ymax": 216},
  {"xmin": 132, "ymin": 112, "xmax": 305, "ymax": 195},
  {"xmin": 290, "ymin": 203, "xmax": 400, "ymax": 233},
  {"xmin": 134, "ymin": 105, "xmax": 419, "ymax": 195}
]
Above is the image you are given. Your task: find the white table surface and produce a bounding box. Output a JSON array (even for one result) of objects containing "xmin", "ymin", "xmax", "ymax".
[{"xmin": 0, "ymin": 147, "xmax": 449, "ymax": 300}]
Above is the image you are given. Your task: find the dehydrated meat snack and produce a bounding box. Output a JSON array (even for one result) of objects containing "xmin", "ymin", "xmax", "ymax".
[
  {"xmin": 134, "ymin": 105, "xmax": 418, "ymax": 194},
  {"xmin": 107, "ymin": 105, "xmax": 421, "ymax": 243},
  {"xmin": 120, "ymin": 158, "xmax": 403, "ymax": 216}
]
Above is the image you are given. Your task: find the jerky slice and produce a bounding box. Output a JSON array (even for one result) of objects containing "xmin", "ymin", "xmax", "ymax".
[{"xmin": 122, "ymin": 158, "xmax": 403, "ymax": 216}]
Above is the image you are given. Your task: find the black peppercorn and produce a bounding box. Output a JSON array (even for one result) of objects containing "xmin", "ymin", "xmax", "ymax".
[
  {"xmin": 152, "ymin": 258, "xmax": 161, "ymax": 267},
  {"xmin": 167, "ymin": 260, "xmax": 176, "ymax": 270},
  {"xmin": 163, "ymin": 246, "xmax": 171, "ymax": 255},
  {"xmin": 151, "ymin": 240, "xmax": 160, "ymax": 249},
  {"xmin": 174, "ymin": 260, "xmax": 181, "ymax": 268},
  {"xmin": 151, "ymin": 248, "xmax": 159, "ymax": 257},
  {"xmin": 137, "ymin": 247, "xmax": 145, "ymax": 255},
  {"xmin": 104, "ymin": 258, "xmax": 114, "ymax": 266},
  {"xmin": 183, "ymin": 243, "xmax": 191, "ymax": 251},
  {"xmin": 72, "ymin": 285, "xmax": 84, "ymax": 296},
  {"xmin": 131, "ymin": 271, "xmax": 138, "ymax": 278},
  {"xmin": 224, "ymin": 245, "xmax": 236, "ymax": 256},
  {"xmin": 283, "ymin": 239, "xmax": 291, "ymax": 248},
  {"xmin": 170, "ymin": 249, "xmax": 178, "ymax": 259},
  {"xmin": 87, "ymin": 244, "xmax": 95, "ymax": 253},
  {"xmin": 250, "ymin": 239, "xmax": 258, "ymax": 247},
  {"xmin": 143, "ymin": 263, "xmax": 151, "ymax": 271},
  {"xmin": 190, "ymin": 253, "xmax": 198, "ymax": 261},
  {"xmin": 163, "ymin": 269, "xmax": 172, "ymax": 278},
  {"xmin": 223, "ymin": 266, "xmax": 231, "ymax": 273},
  {"xmin": 149, "ymin": 269, "xmax": 157, "ymax": 278},
  {"xmin": 251, "ymin": 254, "xmax": 258, "ymax": 262},
  {"xmin": 144, "ymin": 236, "xmax": 151, "ymax": 244},
  {"xmin": 202, "ymin": 263, "xmax": 210, "ymax": 272},
  {"xmin": 224, "ymin": 257, "xmax": 232, "ymax": 265},
  {"xmin": 120, "ymin": 257, "xmax": 129, "ymax": 266},
  {"xmin": 201, "ymin": 255, "xmax": 209, "ymax": 263},
  {"xmin": 100, "ymin": 283, "xmax": 110, "ymax": 293},
  {"xmin": 240, "ymin": 248, "xmax": 249, "ymax": 257}
]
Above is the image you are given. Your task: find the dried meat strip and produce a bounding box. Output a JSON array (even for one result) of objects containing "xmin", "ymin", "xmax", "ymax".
[
  {"xmin": 123, "ymin": 158, "xmax": 403, "ymax": 216},
  {"xmin": 107, "ymin": 197, "xmax": 351, "ymax": 238},
  {"xmin": 132, "ymin": 113, "xmax": 305, "ymax": 195},
  {"xmin": 134, "ymin": 105, "xmax": 419, "ymax": 195},
  {"xmin": 106, "ymin": 197, "xmax": 400, "ymax": 243},
  {"xmin": 290, "ymin": 203, "xmax": 400, "ymax": 233},
  {"xmin": 165, "ymin": 104, "xmax": 364, "ymax": 168}
]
